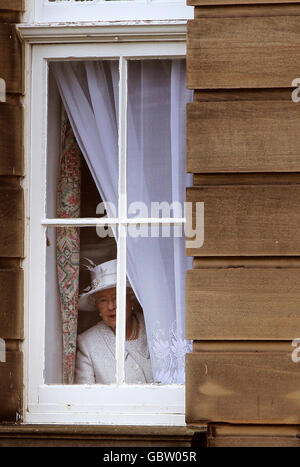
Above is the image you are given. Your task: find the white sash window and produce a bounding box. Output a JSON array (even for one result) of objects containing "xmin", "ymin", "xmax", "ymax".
[{"xmin": 19, "ymin": 22, "xmax": 194, "ymax": 425}]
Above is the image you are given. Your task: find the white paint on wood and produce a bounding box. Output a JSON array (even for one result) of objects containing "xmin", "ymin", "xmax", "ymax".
[
  {"xmin": 25, "ymin": 37, "xmax": 187, "ymax": 425},
  {"xmin": 32, "ymin": 0, "xmax": 193, "ymax": 23},
  {"xmin": 0, "ymin": 78, "xmax": 6, "ymax": 103},
  {"xmin": 42, "ymin": 218, "xmax": 186, "ymax": 226},
  {"xmin": 26, "ymin": 384, "xmax": 185, "ymax": 425},
  {"xmin": 44, "ymin": 69, "xmax": 63, "ymax": 384},
  {"xmin": 17, "ymin": 21, "xmax": 187, "ymax": 44},
  {"xmin": 116, "ymin": 57, "xmax": 128, "ymax": 385}
]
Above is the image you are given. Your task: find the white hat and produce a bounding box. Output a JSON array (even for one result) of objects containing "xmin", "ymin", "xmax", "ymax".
[{"xmin": 79, "ymin": 258, "xmax": 130, "ymax": 311}]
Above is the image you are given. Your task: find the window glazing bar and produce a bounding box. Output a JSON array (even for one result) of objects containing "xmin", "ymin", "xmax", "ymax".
[
  {"xmin": 41, "ymin": 218, "xmax": 119, "ymax": 226},
  {"xmin": 41, "ymin": 218, "xmax": 186, "ymax": 226},
  {"xmin": 116, "ymin": 56, "xmax": 128, "ymax": 385}
]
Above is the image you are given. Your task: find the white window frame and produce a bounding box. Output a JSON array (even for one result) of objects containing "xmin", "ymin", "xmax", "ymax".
[
  {"xmin": 18, "ymin": 22, "xmax": 189, "ymax": 425},
  {"xmin": 28, "ymin": 0, "xmax": 193, "ymax": 23}
]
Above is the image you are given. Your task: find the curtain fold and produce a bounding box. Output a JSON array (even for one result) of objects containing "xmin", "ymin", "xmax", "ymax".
[
  {"xmin": 52, "ymin": 59, "xmax": 193, "ymax": 384},
  {"xmin": 56, "ymin": 108, "xmax": 81, "ymax": 384}
]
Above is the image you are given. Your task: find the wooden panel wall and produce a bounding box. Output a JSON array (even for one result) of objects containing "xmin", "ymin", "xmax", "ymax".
[
  {"xmin": 188, "ymin": 0, "xmax": 300, "ymax": 4},
  {"xmin": 0, "ymin": 3, "xmax": 24, "ymax": 423},
  {"xmin": 186, "ymin": 0, "xmax": 300, "ymax": 446},
  {"xmin": 0, "ymin": 426, "xmax": 203, "ymax": 447},
  {"xmin": 187, "ymin": 15, "xmax": 300, "ymax": 89},
  {"xmin": 187, "ymin": 101, "xmax": 300, "ymax": 173}
]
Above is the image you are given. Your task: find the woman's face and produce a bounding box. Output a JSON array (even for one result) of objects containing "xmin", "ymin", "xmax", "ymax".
[{"xmin": 94, "ymin": 287, "xmax": 133, "ymax": 330}]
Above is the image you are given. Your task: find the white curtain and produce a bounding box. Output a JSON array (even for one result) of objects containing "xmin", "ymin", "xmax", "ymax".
[{"xmin": 52, "ymin": 59, "xmax": 193, "ymax": 384}]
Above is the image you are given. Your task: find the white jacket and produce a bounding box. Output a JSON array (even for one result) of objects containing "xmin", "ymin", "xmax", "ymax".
[{"xmin": 75, "ymin": 312, "xmax": 153, "ymax": 384}]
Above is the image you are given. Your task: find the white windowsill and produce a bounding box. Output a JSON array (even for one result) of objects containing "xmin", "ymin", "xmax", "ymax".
[{"xmin": 25, "ymin": 384, "xmax": 185, "ymax": 425}]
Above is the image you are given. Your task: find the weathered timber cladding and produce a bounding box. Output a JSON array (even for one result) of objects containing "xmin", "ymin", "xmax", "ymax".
[
  {"xmin": 0, "ymin": 23, "xmax": 23, "ymax": 94},
  {"xmin": 192, "ymin": 341, "xmax": 292, "ymax": 352},
  {"xmin": 186, "ymin": 351, "xmax": 300, "ymax": 424},
  {"xmin": 0, "ymin": 350, "xmax": 22, "ymax": 422},
  {"xmin": 193, "ymin": 173, "xmax": 300, "ymax": 185},
  {"xmin": 0, "ymin": 103, "xmax": 23, "ymax": 176},
  {"xmin": 0, "ymin": 3, "xmax": 24, "ymax": 424},
  {"xmin": 0, "ymin": 13, "xmax": 21, "ymax": 24},
  {"xmin": 194, "ymin": 5, "xmax": 300, "ymax": 18},
  {"xmin": 187, "ymin": 101, "xmax": 300, "ymax": 173},
  {"xmin": 193, "ymin": 89, "xmax": 292, "ymax": 102},
  {"xmin": 188, "ymin": 0, "xmax": 300, "ymax": 4},
  {"xmin": 0, "ymin": 186, "xmax": 23, "ymax": 258},
  {"xmin": 207, "ymin": 425, "xmax": 300, "ymax": 447},
  {"xmin": 0, "ymin": 0, "xmax": 24, "ymax": 10},
  {"xmin": 0, "ymin": 426, "xmax": 201, "ymax": 447},
  {"xmin": 186, "ymin": 185, "xmax": 300, "ymax": 256},
  {"xmin": 186, "ymin": 268, "xmax": 300, "ymax": 340},
  {"xmin": 186, "ymin": 0, "xmax": 300, "ymax": 442},
  {"xmin": 0, "ymin": 268, "xmax": 23, "ymax": 339},
  {"xmin": 187, "ymin": 16, "xmax": 300, "ymax": 89}
]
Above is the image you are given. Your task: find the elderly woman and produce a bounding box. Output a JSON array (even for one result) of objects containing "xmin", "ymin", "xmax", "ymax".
[{"xmin": 75, "ymin": 259, "xmax": 153, "ymax": 384}]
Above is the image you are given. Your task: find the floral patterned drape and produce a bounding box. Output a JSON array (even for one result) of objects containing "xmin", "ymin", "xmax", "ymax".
[{"xmin": 56, "ymin": 108, "xmax": 81, "ymax": 384}]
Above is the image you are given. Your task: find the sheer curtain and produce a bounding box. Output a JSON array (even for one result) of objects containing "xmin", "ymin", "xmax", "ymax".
[{"xmin": 52, "ymin": 59, "xmax": 193, "ymax": 384}]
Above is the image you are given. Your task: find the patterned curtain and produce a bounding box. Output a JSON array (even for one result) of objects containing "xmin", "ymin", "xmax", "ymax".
[{"xmin": 56, "ymin": 108, "xmax": 81, "ymax": 384}]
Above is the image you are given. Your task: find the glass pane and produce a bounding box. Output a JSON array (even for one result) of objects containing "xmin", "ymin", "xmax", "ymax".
[
  {"xmin": 45, "ymin": 226, "xmax": 117, "ymax": 385},
  {"xmin": 127, "ymin": 59, "xmax": 193, "ymax": 219},
  {"xmin": 122, "ymin": 252, "xmax": 151, "ymax": 385},
  {"xmin": 126, "ymin": 229, "xmax": 192, "ymax": 385},
  {"xmin": 47, "ymin": 61, "xmax": 119, "ymax": 219}
]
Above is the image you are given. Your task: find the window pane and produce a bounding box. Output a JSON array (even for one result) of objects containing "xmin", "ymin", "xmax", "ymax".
[
  {"xmin": 126, "ymin": 231, "xmax": 192, "ymax": 384},
  {"xmin": 127, "ymin": 59, "xmax": 193, "ymax": 218},
  {"xmin": 45, "ymin": 226, "xmax": 117, "ymax": 385},
  {"xmin": 124, "ymin": 246, "xmax": 153, "ymax": 384},
  {"xmin": 47, "ymin": 61, "xmax": 119, "ymax": 219}
]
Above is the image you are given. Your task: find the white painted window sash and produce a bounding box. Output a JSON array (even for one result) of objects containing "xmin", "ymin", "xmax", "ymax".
[
  {"xmin": 116, "ymin": 56, "xmax": 128, "ymax": 385},
  {"xmin": 23, "ymin": 37, "xmax": 187, "ymax": 425},
  {"xmin": 42, "ymin": 218, "xmax": 186, "ymax": 226}
]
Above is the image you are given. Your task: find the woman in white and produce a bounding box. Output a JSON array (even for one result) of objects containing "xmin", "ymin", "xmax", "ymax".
[{"xmin": 75, "ymin": 259, "xmax": 153, "ymax": 384}]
